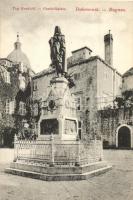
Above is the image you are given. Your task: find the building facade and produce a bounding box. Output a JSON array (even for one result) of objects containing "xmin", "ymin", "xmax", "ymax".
[
  {"xmin": 32, "ymin": 31, "xmax": 122, "ymax": 142},
  {"xmin": 0, "ymin": 35, "xmax": 34, "ymax": 147},
  {"xmin": 99, "ymin": 67, "xmax": 133, "ymax": 148}
]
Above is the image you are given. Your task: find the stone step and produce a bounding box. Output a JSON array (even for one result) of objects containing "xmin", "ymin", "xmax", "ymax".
[{"xmin": 5, "ymin": 165, "xmax": 112, "ymax": 181}]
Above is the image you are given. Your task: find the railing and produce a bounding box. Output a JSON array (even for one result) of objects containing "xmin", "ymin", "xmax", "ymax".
[{"xmin": 14, "ymin": 135, "xmax": 103, "ymax": 167}]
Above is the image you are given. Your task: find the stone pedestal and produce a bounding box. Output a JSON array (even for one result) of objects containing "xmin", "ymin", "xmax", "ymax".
[{"xmin": 38, "ymin": 76, "xmax": 78, "ymax": 141}]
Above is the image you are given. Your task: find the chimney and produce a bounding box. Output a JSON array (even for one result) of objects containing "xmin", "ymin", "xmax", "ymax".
[{"xmin": 104, "ymin": 30, "xmax": 113, "ymax": 66}]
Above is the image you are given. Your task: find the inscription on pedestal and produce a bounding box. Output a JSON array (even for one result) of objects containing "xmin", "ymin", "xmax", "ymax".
[{"xmin": 64, "ymin": 119, "xmax": 77, "ymax": 135}]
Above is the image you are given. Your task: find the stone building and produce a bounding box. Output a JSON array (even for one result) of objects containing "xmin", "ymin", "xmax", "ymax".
[
  {"xmin": 2, "ymin": 31, "xmax": 131, "ymax": 148},
  {"xmin": 99, "ymin": 67, "xmax": 133, "ymax": 149},
  {"xmin": 0, "ymin": 34, "xmax": 34, "ymax": 147},
  {"xmin": 32, "ymin": 31, "xmax": 122, "ymax": 141}
]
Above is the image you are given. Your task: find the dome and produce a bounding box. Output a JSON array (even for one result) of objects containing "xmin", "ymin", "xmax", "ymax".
[
  {"xmin": 123, "ymin": 67, "xmax": 133, "ymax": 78},
  {"xmin": 7, "ymin": 34, "xmax": 31, "ymax": 69}
]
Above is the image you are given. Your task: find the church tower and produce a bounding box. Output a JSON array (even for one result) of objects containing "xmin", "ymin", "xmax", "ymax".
[
  {"xmin": 104, "ymin": 30, "xmax": 113, "ymax": 66},
  {"xmin": 7, "ymin": 33, "xmax": 31, "ymax": 69}
]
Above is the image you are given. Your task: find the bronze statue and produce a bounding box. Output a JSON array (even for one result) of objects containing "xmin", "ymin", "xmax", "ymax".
[{"xmin": 49, "ymin": 26, "xmax": 66, "ymax": 76}]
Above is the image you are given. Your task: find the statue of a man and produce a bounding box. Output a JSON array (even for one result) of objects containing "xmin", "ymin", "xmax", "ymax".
[{"xmin": 49, "ymin": 26, "xmax": 66, "ymax": 76}]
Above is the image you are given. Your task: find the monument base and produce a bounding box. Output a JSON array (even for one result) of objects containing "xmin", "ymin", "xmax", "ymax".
[
  {"xmin": 5, "ymin": 161, "xmax": 112, "ymax": 181},
  {"xmin": 5, "ymin": 138, "xmax": 112, "ymax": 181}
]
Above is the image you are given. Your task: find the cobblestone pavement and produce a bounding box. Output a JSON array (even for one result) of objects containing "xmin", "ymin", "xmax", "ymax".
[{"xmin": 0, "ymin": 149, "xmax": 133, "ymax": 200}]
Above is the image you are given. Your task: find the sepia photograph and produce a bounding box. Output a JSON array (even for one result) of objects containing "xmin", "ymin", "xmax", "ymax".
[{"xmin": 0, "ymin": 0, "xmax": 133, "ymax": 199}]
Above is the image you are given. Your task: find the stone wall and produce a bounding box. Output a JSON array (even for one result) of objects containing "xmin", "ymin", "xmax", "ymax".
[
  {"xmin": 98, "ymin": 107, "xmax": 133, "ymax": 148},
  {"xmin": 97, "ymin": 59, "xmax": 122, "ymax": 109},
  {"xmin": 68, "ymin": 59, "xmax": 97, "ymax": 141},
  {"xmin": 98, "ymin": 109, "xmax": 119, "ymax": 147},
  {"xmin": 32, "ymin": 70, "xmax": 56, "ymax": 101}
]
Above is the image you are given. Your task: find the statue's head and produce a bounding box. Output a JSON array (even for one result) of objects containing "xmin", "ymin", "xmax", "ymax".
[{"xmin": 54, "ymin": 26, "xmax": 61, "ymax": 36}]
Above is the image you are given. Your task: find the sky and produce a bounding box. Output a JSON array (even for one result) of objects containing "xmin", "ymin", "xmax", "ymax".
[{"xmin": 0, "ymin": 0, "xmax": 133, "ymax": 74}]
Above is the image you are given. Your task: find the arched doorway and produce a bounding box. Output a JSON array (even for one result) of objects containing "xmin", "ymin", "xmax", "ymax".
[{"xmin": 118, "ymin": 126, "xmax": 131, "ymax": 148}]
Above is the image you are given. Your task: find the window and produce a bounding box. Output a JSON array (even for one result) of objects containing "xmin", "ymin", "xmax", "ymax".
[
  {"xmin": 5, "ymin": 99, "xmax": 10, "ymax": 114},
  {"xmin": 86, "ymin": 97, "xmax": 90, "ymax": 107},
  {"xmin": 19, "ymin": 102, "xmax": 26, "ymax": 116},
  {"xmin": 87, "ymin": 77, "xmax": 92, "ymax": 87},
  {"xmin": 26, "ymin": 97, "xmax": 31, "ymax": 107},
  {"xmin": 33, "ymin": 81, "xmax": 38, "ymax": 91},
  {"xmin": 9, "ymin": 100, "xmax": 15, "ymax": 114},
  {"xmin": 19, "ymin": 74, "xmax": 26, "ymax": 90},
  {"xmin": 78, "ymin": 121, "xmax": 82, "ymax": 139},
  {"xmin": 19, "ymin": 62, "xmax": 24, "ymax": 73},
  {"xmin": 74, "ymin": 73, "xmax": 80, "ymax": 80},
  {"xmin": 4, "ymin": 71, "xmax": 10, "ymax": 83},
  {"xmin": 33, "ymin": 103, "xmax": 38, "ymax": 116},
  {"xmin": 5, "ymin": 99, "xmax": 15, "ymax": 114},
  {"xmin": 75, "ymin": 97, "xmax": 81, "ymax": 111}
]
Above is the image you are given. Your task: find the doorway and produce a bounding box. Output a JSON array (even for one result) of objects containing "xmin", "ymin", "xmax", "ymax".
[{"xmin": 118, "ymin": 126, "xmax": 131, "ymax": 148}]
